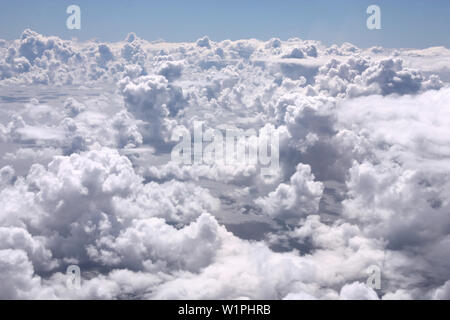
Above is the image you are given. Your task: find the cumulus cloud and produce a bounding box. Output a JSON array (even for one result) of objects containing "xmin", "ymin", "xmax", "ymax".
[
  {"xmin": 256, "ymin": 164, "xmax": 323, "ymax": 223},
  {"xmin": 0, "ymin": 29, "xmax": 449, "ymax": 300},
  {"xmin": 339, "ymin": 282, "xmax": 379, "ymax": 300},
  {"xmin": 119, "ymin": 75, "xmax": 186, "ymax": 146}
]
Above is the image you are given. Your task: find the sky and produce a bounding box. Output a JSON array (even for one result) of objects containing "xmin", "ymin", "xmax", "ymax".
[
  {"xmin": 0, "ymin": 0, "xmax": 449, "ymax": 48},
  {"xmin": 2, "ymin": 0, "xmax": 450, "ymax": 302}
]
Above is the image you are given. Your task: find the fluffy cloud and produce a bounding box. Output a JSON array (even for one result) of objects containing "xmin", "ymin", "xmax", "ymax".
[
  {"xmin": 0, "ymin": 29, "xmax": 449, "ymax": 300},
  {"xmin": 339, "ymin": 282, "xmax": 379, "ymax": 300},
  {"xmin": 119, "ymin": 75, "xmax": 186, "ymax": 146},
  {"xmin": 315, "ymin": 57, "xmax": 443, "ymax": 97},
  {"xmin": 0, "ymin": 249, "xmax": 44, "ymax": 299},
  {"xmin": 256, "ymin": 164, "xmax": 323, "ymax": 222}
]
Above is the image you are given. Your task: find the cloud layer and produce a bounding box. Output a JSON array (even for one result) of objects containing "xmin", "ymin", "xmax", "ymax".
[{"xmin": 0, "ymin": 30, "xmax": 449, "ymax": 299}]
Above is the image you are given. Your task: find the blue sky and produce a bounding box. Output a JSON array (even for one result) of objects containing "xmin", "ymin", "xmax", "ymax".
[{"xmin": 0, "ymin": 0, "xmax": 449, "ymax": 48}]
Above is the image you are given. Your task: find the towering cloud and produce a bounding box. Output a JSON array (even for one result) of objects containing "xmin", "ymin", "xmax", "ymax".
[{"xmin": 0, "ymin": 30, "xmax": 449, "ymax": 300}]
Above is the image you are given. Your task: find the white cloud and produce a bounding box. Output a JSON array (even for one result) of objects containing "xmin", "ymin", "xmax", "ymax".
[
  {"xmin": 339, "ymin": 282, "xmax": 379, "ymax": 300},
  {"xmin": 0, "ymin": 29, "xmax": 449, "ymax": 300},
  {"xmin": 255, "ymin": 163, "xmax": 323, "ymax": 223}
]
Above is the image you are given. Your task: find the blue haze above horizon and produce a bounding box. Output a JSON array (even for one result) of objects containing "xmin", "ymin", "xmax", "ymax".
[{"xmin": 0, "ymin": 0, "xmax": 449, "ymax": 49}]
